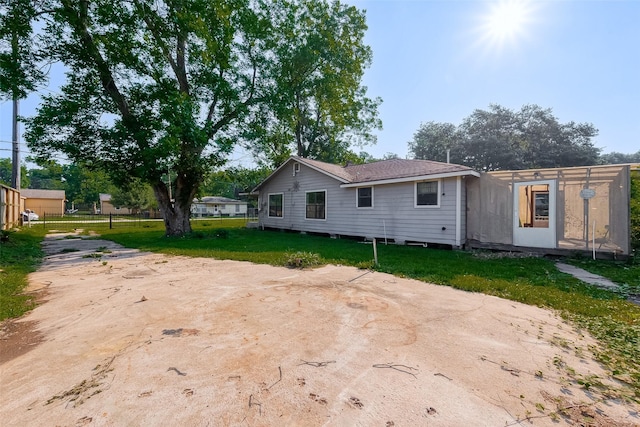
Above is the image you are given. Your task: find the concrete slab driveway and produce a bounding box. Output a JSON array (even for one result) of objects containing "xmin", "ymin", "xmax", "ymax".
[{"xmin": 1, "ymin": 232, "xmax": 638, "ymax": 426}]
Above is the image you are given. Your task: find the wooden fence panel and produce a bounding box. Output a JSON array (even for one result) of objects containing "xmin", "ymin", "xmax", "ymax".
[{"xmin": 1, "ymin": 185, "xmax": 22, "ymax": 230}]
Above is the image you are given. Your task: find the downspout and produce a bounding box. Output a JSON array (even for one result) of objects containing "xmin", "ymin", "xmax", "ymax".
[{"xmin": 455, "ymin": 176, "xmax": 462, "ymax": 247}]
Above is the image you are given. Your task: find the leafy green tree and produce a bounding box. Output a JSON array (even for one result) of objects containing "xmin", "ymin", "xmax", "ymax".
[
  {"xmin": 0, "ymin": 158, "xmax": 28, "ymax": 188},
  {"xmin": 63, "ymin": 163, "xmax": 116, "ymax": 207},
  {"xmin": 0, "ymin": 0, "xmax": 44, "ymax": 99},
  {"xmin": 246, "ymin": 0, "xmax": 381, "ymax": 168},
  {"xmin": 599, "ymin": 151, "xmax": 640, "ymax": 165},
  {"xmin": 516, "ymin": 104, "xmax": 599, "ymax": 169},
  {"xmin": 0, "ymin": 0, "xmax": 45, "ymax": 189},
  {"xmin": 408, "ymin": 122, "xmax": 459, "ymax": 163},
  {"xmin": 110, "ymin": 179, "xmax": 156, "ymax": 214},
  {"xmin": 409, "ymin": 104, "xmax": 600, "ymax": 171},
  {"xmin": 6, "ymin": 0, "xmax": 293, "ymax": 236},
  {"xmin": 457, "ymin": 105, "xmax": 525, "ymax": 171},
  {"xmin": 200, "ymin": 167, "xmax": 271, "ymax": 199},
  {"xmin": 27, "ymin": 160, "xmax": 65, "ymax": 190},
  {"xmin": 9, "ymin": 0, "xmax": 378, "ymax": 235}
]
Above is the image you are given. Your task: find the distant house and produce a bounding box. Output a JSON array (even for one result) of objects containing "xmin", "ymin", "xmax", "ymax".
[
  {"xmin": 20, "ymin": 189, "xmax": 66, "ymax": 217},
  {"xmin": 253, "ymin": 156, "xmax": 479, "ymax": 248},
  {"xmin": 99, "ymin": 193, "xmax": 132, "ymax": 215},
  {"xmin": 191, "ymin": 196, "xmax": 248, "ymax": 217}
]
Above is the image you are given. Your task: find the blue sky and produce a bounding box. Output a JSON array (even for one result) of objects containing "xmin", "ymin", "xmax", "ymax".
[
  {"xmin": 1, "ymin": 0, "xmax": 638, "ymax": 165},
  {"xmin": 348, "ymin": 0, "xmax": 639, "ymax": 159}
]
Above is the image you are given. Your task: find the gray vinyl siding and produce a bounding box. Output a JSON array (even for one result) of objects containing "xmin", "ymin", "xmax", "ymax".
[
  {"xmin": 259, "ymin": 161, "xmax": 466, "ymax": 246},
  {"xmin": 460, "ymin": 177, "xmax": 467, "ymax": 245}
]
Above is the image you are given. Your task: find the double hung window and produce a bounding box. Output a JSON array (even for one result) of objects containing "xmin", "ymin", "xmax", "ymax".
[
  {"xmin": 268, "ymin": 193, "xmax": 283, "ymax": 217},
  {"xmin": 306, "ymin": 191, "xmax": 326, "ymax": 219}
]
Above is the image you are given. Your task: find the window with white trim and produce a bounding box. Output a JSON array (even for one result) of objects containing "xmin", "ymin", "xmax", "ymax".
[
  {"xmin": 268, "ymin": 193, "xmax": 283, "ymax": 217},
  {"xmin": 415, "ymin": 181, "xmax": 440, "ymax": 207},
  {"xmin": 306, "ymin": 190, "xmax": 326, "ymax": 219},
  {"xmin": 357, "ymin": 187, "xmax": 373, "ymax": 208}
]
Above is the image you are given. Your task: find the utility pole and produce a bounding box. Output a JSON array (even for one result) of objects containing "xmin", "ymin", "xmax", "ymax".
[
  {"xmin": 12, "ymin": 98, "xmax": 20, "ymax": 190},
  {"xmin": 10, "ymin": 28, "xmax": 21, "ymax": 190}
]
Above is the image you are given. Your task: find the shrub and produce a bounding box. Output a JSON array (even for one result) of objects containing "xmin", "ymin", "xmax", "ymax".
[{"xmin": 284, "ymin": 251, "xmax": 322, "ymax": 269}]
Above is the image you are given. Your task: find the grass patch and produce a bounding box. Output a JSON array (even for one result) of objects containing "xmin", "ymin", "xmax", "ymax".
[{"xmin": 0, "ymin": 228, "xmax": 45, "ymax": 321}]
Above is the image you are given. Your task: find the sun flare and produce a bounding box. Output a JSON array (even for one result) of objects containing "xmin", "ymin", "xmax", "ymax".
[
  {"xmin": 488, "ymin": 2, "xmax": 526, "ymax": 38},
  {"xmin": 480, "ymin": 0, "xmax": 534, "ymax": 50}
]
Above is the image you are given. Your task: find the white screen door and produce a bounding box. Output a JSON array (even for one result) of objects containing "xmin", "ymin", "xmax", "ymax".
[{"xmin": 513, "ymin": 180, "xmax": 556, "ymax": 248}]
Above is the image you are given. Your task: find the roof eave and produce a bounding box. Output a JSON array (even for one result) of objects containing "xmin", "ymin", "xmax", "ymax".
[{"xmin": 339, "ymin": 170, "xmax": 480, "ymax": 188}]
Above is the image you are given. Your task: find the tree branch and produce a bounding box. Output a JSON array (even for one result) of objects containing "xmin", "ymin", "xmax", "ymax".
[
  {"xmin": 60, "ymin": 0, "xmax": 132, "ymax": 119},
  {"xmin": 206, "ymin": 68, "xmax": 225, "ymax": 122},
  {"xmin": 206, "ymin": 45, "xmax": 259, "ymax": 140},
  {"xmin": 133, "ymin": 0, "xmax": 189, "ymax": 94}
]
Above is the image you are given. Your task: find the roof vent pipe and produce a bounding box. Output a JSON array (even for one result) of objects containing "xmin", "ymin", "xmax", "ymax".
[{"xmin": 446, "ymin": 149, "xmax": 450, "ymax": 164}]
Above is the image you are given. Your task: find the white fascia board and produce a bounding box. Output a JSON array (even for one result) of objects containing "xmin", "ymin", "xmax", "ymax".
[{"xmin": 339, "ymin": 170, "xmax": 480, "ymax": 188}]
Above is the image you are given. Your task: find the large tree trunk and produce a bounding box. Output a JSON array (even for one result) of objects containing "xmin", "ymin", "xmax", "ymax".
[{"xmin": 153, "ymin": 180, "xmax": 193, "ymax": 236}]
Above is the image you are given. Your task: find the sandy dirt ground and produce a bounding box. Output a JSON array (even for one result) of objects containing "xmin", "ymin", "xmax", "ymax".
[{"xmin": 1, "ymin": 232, "xmax": 639, "ymax": 426}]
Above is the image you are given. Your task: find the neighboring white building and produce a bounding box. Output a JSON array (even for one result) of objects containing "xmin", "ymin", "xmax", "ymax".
[{"xmin": 191, "ymin": 196, "xmax": 248, "ymax": 217}]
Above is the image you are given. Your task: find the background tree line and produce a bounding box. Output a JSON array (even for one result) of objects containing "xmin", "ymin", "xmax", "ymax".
[
  {"xmin": 407, "ymin": 104, "xmax": 639, "ymax": 171},
  {"xmin": 0, "ymin": 158, "xmax": 269, "ymax": 213}
]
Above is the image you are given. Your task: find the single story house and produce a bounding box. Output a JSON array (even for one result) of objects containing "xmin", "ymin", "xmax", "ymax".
[
  {"xmin": 191, "ymin": 196, "xmax": 248, "ymax": 217},
  {"xmin": 99, "ymin": 193, "xmax": 132, "ymax": 215},
  {"xmin": 20, "ymin": 188, "xmax": 66, "ymax": 217},
  {"xmin": 254, "ymin": 157, "xmax": 637, "ymax": 257},
  {"xmin": 253, "ymin": 156, "xmax": 479, "ymax": 248}
]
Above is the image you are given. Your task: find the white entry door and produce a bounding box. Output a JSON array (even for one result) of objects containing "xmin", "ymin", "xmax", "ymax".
[{"xmin": 513, "ymin": 180, "xmax": 556, "ymax": 248}]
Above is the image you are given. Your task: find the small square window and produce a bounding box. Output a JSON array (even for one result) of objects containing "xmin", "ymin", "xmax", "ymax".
[
  {"xmin": 416, "ymin": 181, "xmax": 439, "ymax": 206},
  {"xmin": 357, "ymin": 187, "xmax": 373, "ymax": 208}
]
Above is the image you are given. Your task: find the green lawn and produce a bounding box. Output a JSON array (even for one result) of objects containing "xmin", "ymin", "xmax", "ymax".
[
  {"xmin": 5, "ymin": 220, "xmax": 640, "ymax": 401},
  {"xmin": 0, "ymin": 229, "xmax": 45, "ymax": 319}
]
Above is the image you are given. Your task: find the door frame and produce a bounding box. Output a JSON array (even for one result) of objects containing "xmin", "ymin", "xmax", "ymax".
[{"xmin": 513, "ymin": 180, "xmax": 557, "ymax": 248}]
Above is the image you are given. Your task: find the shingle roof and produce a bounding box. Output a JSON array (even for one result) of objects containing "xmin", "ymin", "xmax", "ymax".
[
  {"xmin": 20, "ymin": 189, "xmax": 66, "ymax": 200},
  {"xmin": 343, "ymin": 158, "xmax": 473, "ymax": 183},
  {"xmin": 294, "ymin": 156, "xmax": 475, "ymax": 184},
  {"xmin": 293, "ymin": 157, "xmax": 354, "ymax": 182},
  {"xmin": 254, "ymin": 156, "xmax": 478, "ymax": 192}
]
